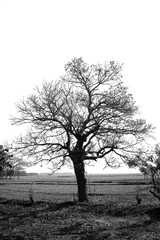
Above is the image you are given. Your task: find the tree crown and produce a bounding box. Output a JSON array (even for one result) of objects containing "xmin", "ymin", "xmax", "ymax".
[{"xmin": 11, "ymin": 58, "xmax": 154, "ymax": 170}]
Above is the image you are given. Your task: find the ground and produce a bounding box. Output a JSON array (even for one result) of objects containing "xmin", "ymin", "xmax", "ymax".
[
  {"xmin": 0, "ymin": 174, "xmax": 160, "ymax": 239},
  {"xmin": 0, "ymin": 195, "xmax": 160, "ymax": 239}
]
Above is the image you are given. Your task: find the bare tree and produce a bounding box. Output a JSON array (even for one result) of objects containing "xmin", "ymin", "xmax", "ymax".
[
  {"xmin": 130, "ymin": 145, "xmax": 160, "ymax": 201},
  {"xmin": 8, "ymin": 157, "xmax": 28, "ymax": 178},
  {"xmin": 11, "ymin": 58, "xmax": 153, "ymax": 202}
]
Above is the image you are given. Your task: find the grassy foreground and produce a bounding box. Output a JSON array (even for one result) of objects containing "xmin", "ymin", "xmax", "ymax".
[{"xmin": 0, "ymin": 174, "xmax": 160, "ymax": 240}]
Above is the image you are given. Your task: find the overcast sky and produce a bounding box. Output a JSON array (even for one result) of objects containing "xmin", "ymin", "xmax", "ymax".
[{"xmin": 0, "ymin": 0, "xmax": 160, "ymax": 173}]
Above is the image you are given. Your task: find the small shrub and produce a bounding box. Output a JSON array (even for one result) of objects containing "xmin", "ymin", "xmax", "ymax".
[
  {"xmin": 135, "ymin": 186, "xmax": 142, "ymax": 204},
  {"xmin": 28, "ymin": 182, "xmax": 35, "ymax": 204}
]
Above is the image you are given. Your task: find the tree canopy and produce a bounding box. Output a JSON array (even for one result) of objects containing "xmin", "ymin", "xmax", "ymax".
[
  {"xmin": 11, "ymin": 58, "xmax": 154, "ymax": 201},
  {"xmin": 0, "ymin": 145, "xmax": 13, "ymax": 177},
  {"xmin": 128, "ymin": 144, "xmax": 160, "ymax": 200},
  {"xmin": 0, "ymin": 145, "xmax": 8, "ymax": 172}
]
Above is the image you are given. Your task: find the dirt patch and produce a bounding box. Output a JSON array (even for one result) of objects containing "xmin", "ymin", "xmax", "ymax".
[{"xmin": 0, "ymin": 195, "xmax": 160, "ymax": 240}]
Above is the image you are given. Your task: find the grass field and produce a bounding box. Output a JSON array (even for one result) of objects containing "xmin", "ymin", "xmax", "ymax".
[
  {"xmin": 0, "ymin": 173, "xmax": 160, "ymax": 240},
  {"xmin": 0, "ymin": 173, "xmax": 149, "ymax": 202}
]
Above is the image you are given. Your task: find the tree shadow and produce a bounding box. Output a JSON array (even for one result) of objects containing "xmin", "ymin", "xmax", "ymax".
[
  {"xmin": 0, "ymin": 198, "xmax": 76, "ymax": 220},
  {"xmin": 145, "ymin": 207, "xmax": 160, "ymax": 222}
]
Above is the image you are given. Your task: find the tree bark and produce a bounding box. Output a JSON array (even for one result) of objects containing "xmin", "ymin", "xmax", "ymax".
[{"xmin": 73, "ymin": 161, "xmax": 88, "ymax": 202}]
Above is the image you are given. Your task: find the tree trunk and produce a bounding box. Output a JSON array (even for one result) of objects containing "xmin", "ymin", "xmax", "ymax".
[{"xmin": 73, "ymin": 161, "xmax": 88, "ymax": 202}]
